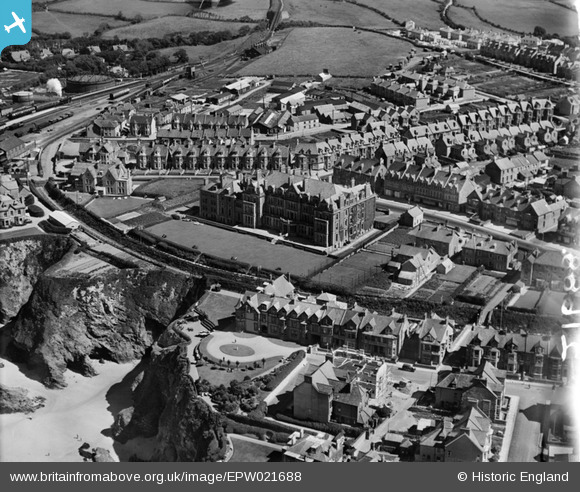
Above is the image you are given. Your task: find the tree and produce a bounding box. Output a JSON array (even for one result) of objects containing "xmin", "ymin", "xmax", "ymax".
[
  {"xmin": 174, "ymin": 48, "xmax": 189, "ymax": 64},
  {"xmin": 227, "ymin": 359, "xmax": 231, "ymax": 368},
  {"xmin": 261, "ymin": 357, "xmax": 266, "ymax": 368},
  {"xmin": 235, "ymin": 361, "xmax": 240, "ymax": 370},
  {"xmin": 533, "ymin": 26, "xmax": 547, "ymax": 38}
]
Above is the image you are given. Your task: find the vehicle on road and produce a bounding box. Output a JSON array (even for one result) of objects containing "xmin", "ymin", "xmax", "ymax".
[{"xmin": 401, "ymin": 364, "xmax": 416, "ymax": 372}]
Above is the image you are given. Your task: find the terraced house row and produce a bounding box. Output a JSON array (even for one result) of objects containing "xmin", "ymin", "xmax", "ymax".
[{"xmin": 235, "ymin": 276, "xmax": 455, "ymax": 366}]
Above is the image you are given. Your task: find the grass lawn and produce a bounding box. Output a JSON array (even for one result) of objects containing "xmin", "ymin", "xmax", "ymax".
[
  {"xmin": 49, "ymin": 0, "xmax": 192, "ymax": 19},
  {"xmin": 229, "ymin": 436, "xmax": 282, "ymax": 462},
  {"xmin": 32, "ymin": 11, "xmax": 129, "ymax": 37},
  {"xmin": 312, "ymin": 250, "xmax": 388, "ymax": 289},
  {"xmin": 120, "ymin": 211, "xmax": 169, "ymax": 228},
  {"xmin": 102, "ymin": 17, "xmax": 248, "ymax": 40},
  {"xmin": 145, "ymin": 220, "xmax": 332, "ymax": 277},
  {"xmin": 201, "ymin": 0, "xmax": 269, "ymax": 20},
  {"xmin": 472, "ymin": 74, "xmax": 567, "ymax": 99},
  {"xmin": 537, "ymin": 291, "xmax": 566, "ymax": 317},
  {"xmin": 156, "ymin": 37, "xmax": 251, "ymax": 63},
  {"xmin": 237, "ymin": 27, "xmax": 416, "ymax": 77},
  {"xmin": 356, "ymin": 0, "xmax": 446, "ymax": 29},
  {"xmin": 132, "ymin": 178, "xmax": 206, "ymax": 199},
  {"xmin": 511, "ymin": 289, "xmax": 542, "ymax": 311},
  {"xmin": 196, "ymin": 359, "xmax": 278, "ymax": 385},
  {"xmin": 284, "ymin": 0, "xmax": 397, "ymax": 27},
  {"xmin": 447, "ymin": 5, "xmax": 511, "ymax": 35},
  {"xmin": 457, "ymin": 0, "xmax": 578, "ymax": 36},
  {"xmin": 85, "ymin": 196, "xmax": 151, "ymax": 219},
  {"xmin": 0, "ymin": 70, "xmax": 40, "ymax": 91},
  {"xmin": 196, "ymin": 290, "xmax": 243, "ymax": 328}
]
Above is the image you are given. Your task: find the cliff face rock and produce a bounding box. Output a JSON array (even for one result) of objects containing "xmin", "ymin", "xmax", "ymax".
[
  {"xmin": 0, "ymin": 237, "xmax": 72, "ymax": 323},
  {"xmin": 9, "ymin": 248, "xmax": 206, "ymax": 388},
  {"xmin": 0, "ymin": 384, "xmax": 46, "ymax": 414},
  {"xmin": 115, "ymin": 330, "xmax": 226, "ymax": 462}
]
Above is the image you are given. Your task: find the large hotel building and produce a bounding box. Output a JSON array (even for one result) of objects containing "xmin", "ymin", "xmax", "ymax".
[{"xmin": 200, "ymin": 171, "xmax": 376, "ymax": 250}]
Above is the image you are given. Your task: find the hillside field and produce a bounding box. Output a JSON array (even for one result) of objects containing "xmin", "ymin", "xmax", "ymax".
[
  {"xmin": 204, "ymin": 0, "xmax": 269, "ymax": 19},
  {"xmin": 238, "ymin": 27, "xmax": 416, "ymax": 77},
  {"xmin": 455, "ymin": 0, "xmax": 578, "ymax": 36},
  {"xmin": 102, "ymin": 16, "xmax": 248, "ymax": 40},
  {"xmin": 32, "ymin": 11, "xmax": 129, "ymax": 37},
  {"xmin": 356, "ymin": 0, "xmax": 446, "ymax": 29},
  {"xmin": 45, "ymin": 0, "xmax": 193, "ymax": 19},
  {"xmin": 283, "ymin": 0, "xmax": 398, "ymax": 28}
]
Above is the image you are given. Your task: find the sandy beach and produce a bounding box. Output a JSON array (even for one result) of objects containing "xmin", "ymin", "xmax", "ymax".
[{"xmin": 0, "ymin": 356, "xmax": 149, "ymax": 462}]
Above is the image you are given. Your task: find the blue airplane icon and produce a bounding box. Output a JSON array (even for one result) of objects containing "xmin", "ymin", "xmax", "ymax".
[
  {"xmin": 0, "ymin": 2, "xmax": 32, "ymax": 54},
  {"xmin": 5, "ymin": 12, "xmax": 26, "ymax": 34}
]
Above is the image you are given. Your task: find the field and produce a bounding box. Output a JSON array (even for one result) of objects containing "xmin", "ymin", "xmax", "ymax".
[
  {"xmin": 412, "ymin": 265, "xmax": 476, "ymax": 303},
  {"xmin": 117, "ymin": 211, "xmax": 169, "ymax": 229},
  {"xmin": 85, "ymin": 196, "xmax": 151, "ymax": 219},
  {"xmin": 157, "ymin": 37, "xmax": 252, "ymax": 63},
  {"xmin": 132, "ymin": 178, "xmax": 206, "ymax": 200},
  {"xmin": 47, "ymin": 0, "xmax": 193, "ymax": 20},
  {"xmin": 510, "ymin": 289, "xmax": 542, "ymax": 311},
  {"xmin": 32, "ymin": 11, "xmax": 129, "ymax": 37},
  {"xmin": 312, "ymin": 249, "xmax": 388, "ymax": 290},
  {"xmin": 103, "ymin": 16, "xmax": 248, "ymax": 40},
  {"xmin": 435, "ymin": 54, "xmax": 499, "ymax": 79},
  {"xmin": 456, "ymin": 0, "xmax": 578, "ymax": 36},
  {"xmin": 229, "ymin": 436, "xmax": 282, "ymax": 462},
  {"xmin": 238, "ymin": 27, "xmax": 416, "ymax": 77},
  {"xmin": 0, "ymin": 70, "xmax": 40, "ymax": 91},
  {"xmin": 356, "ymin": 0, "xmax": 446, "ymax": 29},
  {"xmin": 446, "ymin": 5, "xmax": 511, "ymax": 34},
  {"xmin": 144, "ymin": 220, "xmax": 333, "ymax": 276},
  {"xmin": 283, "ymin": 0, "xmax": 397, "ymax": 27},
  {"xmin": 472, "ymin": 73, "xmax": 571, "ymax": 99},
  {"xmin": 200, "ymin": 0, "xmax": 269, "ymax": 20},
  {"xmin": 459, "ymin": 274, "xmax": 502, "ymax": 304}
]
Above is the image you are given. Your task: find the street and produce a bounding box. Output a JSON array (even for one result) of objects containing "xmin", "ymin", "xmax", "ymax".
[{"xmin": 377, "ymin": 197, "xmax": 576, "ymax": 254}]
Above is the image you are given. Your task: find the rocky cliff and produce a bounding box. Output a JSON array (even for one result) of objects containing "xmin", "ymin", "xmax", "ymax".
[
  {"xmin": 4, "ymin": 237, "xmax": 206, "ymax": 388},
  {"xmin": 0, "ymin": 384, "xmax": 46, "ymax": 414},
  {"xmin": 0, "ymin": 236, "xmax": 73, "ymax": 324},
  {"xmin": 114, "ymin": 327, "xmax": 226, "ymax": 462},
  {"xmin": 3, "ymin": 236, "xmax": 224, "ymax": 461}
]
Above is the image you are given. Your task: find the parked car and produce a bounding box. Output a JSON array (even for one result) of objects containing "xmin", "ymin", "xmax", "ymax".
[{"xmin": 401, "ymin": 364, "xmax": 416, "ymax": 372}]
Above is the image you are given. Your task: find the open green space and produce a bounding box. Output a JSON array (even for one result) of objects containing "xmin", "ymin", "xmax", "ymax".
[
  {"xmin": 86, "ymin": 196, "xmax": 151, "ymax": 219},
  {"xmin": 446, "ymin": 5, "xmax": 511, "ymax": 34},
  {"xmin": 0, "ymin": 70, "xmax": 41, "ymax": 91},
  {"xmin": 356, "ymin": 0, "xmax": 446, "ymax": 29},
  {"xmin": 312, "ymin": 249, "xmax": 388, "ymax": 290},
  {"xmin": 220, "ymin": 344, "xmax": 256, "ymax": 357},
  {"xmin": 32, "ymin": 11, "xmax": 129, "ymax": 37},
  {"xmin": 132, "ymin": 178, "xmax": 206, "ymax": 200},
  {"xmin": 102, "ymin": 16, "xmax": 248, "ymax": 40},
  {"xmin": 456, "ymin": 0, "xmax": 578, "ymax": 36},
  {"xmin": 144, "ymin": 220, "xmax": 333, "ymax": 276},
  {"xmin": 156, "ymin": 37, "xmax": 251, "ymax": 63},
  {"xmin": 238, "ymin": 27, "xmax": 416, "ymax": 77},
  {"xmin": 283, "ymin": 0, "xmax": 397, "ymax": 27},
  {"xmin": 199, "ymin": 0, "xmax": 269, "ymax": 20},
  {"xmin": 46, "ymin": 0, "xmax": 193, "ymax": 19},
  {"xmin": 229, "ymin": 436, "xmax": 282, "ymax": 462},
  {"xmin": 472, "ymin": 73, "xmax": 571, "ymax": 99}
]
